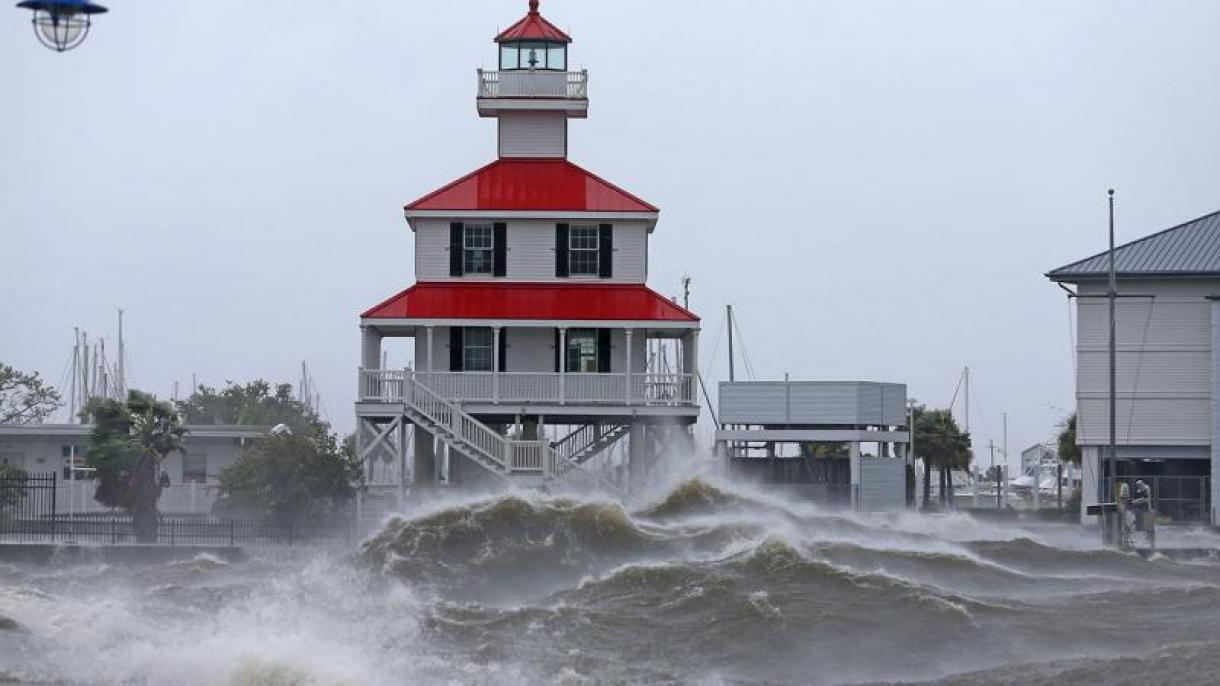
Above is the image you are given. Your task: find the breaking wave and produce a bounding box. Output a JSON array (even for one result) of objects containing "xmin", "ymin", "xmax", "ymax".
[{"xmin": 3, "ymin": 476, "xmax": 1219, "ymax": 684}]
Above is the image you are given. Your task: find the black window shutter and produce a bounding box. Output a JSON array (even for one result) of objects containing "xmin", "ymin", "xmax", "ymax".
[
  {"xmin": 493, "ymin": 222, "xmax": 507, "ymax": 277},
  {"xmin": 598, "ymin": 224, "xmax": 613, "ymax": 278},
  {"xmin": 498, "ymin": 328, "xmax": 507, "ymax": 371},
  {"xmin": 553, "ymin": 328, "xmax": 561, "ymax": 372},
  {"xmin": 555, "ymin": 223, "xmax": 570, "ymax": 277},
  {"xmin": 449, "ymin": 223, "xmax": 464, "ymax": 277},
  {"xmin": 449, "ymin": 327, "xmax": 463, "ymax": 371},
  {"xmin": 597, "ymin": 329, "xmax": 612, "ymax": 373}
]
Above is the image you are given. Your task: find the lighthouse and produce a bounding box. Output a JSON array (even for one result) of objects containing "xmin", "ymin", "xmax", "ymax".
[{"xmin": 356, "ymin": 0, "xmax": 700, "ymax": 495}]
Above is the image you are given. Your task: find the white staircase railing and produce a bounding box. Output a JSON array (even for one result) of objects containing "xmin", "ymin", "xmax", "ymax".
[{"xmin": 391, "ymin": 371, "xmax": 624, "ymax": 496}]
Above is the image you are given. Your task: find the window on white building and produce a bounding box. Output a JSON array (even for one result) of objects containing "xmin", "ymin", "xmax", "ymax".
[
  {"xmin": 182, "ymin": 452, "xmax": 208, "ymax": 484},
  {"xmin": 462, "ymin": 327, "xmax": 494, "ymax": 372},
  {"xmin": 566, "ymin": 329, "xmax": 598, "ymax": 372},
  {"xmin": 569, "ymin": 225, "xmax": 599, "ymax": 276},
  {"xmin": 463, "ymin": 224, "xmax": 494, "ymax": 275}
]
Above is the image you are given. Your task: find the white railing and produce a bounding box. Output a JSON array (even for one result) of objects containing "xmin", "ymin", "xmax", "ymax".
[
  {"xmin": 359, "ymin": 369, "xmax": 695, "ymax": 407},
  {"xmin": 55, "ymin": 481, "xmax": 219, "ymax": 515},
  {"xmin": 508, "ymin": 441, "xmax": 548, "ymax": 473},
  {"xmin": 551, "ymin": 422, "xmax": 627, "ymax": 466},
  {"xmin": 364, "ymin": 370, "xmax": 623, "ymax": 493},
  {"xmin": 360, "ymin": 368, "xmax": 409, "ymax": 402},
  {"xmin": 477, "ymin": 69, "xmax": 588, "ymax": 99}
]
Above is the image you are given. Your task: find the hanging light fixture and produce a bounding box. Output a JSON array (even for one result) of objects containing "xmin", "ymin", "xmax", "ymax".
[{"xmin": 15, "ymin": 0, "xmax": 108, "ymax": 52}]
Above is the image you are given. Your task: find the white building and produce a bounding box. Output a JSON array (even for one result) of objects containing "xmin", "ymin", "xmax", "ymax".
[
  {"xmin": 355, "ymin": 1, "xmax": 700, "ymax": 494},
  {"xmin": 1048, "ymin": 209, "xmax": 1220, "ymax": 523},
  {"xmin": 0, "ymin": 423, "xmax": 267, "ymax": 514}
]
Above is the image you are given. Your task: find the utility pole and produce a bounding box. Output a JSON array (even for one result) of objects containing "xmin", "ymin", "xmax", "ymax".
[
  {"xmin": 726, "ymin": 304, "xmax": 736, "ymax": 383},
  {"xmin": 1107, "ymin": 189, "xmax": 1118, "ymax": 507}
]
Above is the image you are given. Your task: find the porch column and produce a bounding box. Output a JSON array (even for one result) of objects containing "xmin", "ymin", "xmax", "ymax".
[
  {"xmin": 426, "ymin": 326, "xmax": 435, "ymax": 373},
  {"xmin": 361, "ymin": 326, "xmax": 382, "ymax": 369},
  {"xmin": 625, "ymin": 328, "xmax": 634, "ymax": 404},
  {"xmin": 683, "ymin": 329, "xmax": 699, "ymax": 404},
  {"xmin": 559, "ymin": 327, "xmax": 567, "ymax": 405},
  {"xmin": 493, "ymin": 325, "xmax": 501, "ymax": 404}
]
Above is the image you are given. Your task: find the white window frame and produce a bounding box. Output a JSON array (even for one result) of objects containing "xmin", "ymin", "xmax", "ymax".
[
  {"xmin": 462, "ymin": 327, "xmax": 494, "ymax": 372},
  {"xmin": 463, "ymin": 224, "xmax": 494, "ymax": 275},
  {"xmin": 568, "ymin": 225, "xmax": 599, "ymax": 276},
  {"xmin": 566, "ymin": 328, "xmax": 598, "ymax": 372}
]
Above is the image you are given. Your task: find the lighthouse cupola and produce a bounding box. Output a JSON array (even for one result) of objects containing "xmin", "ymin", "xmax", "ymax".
[
  {"xmin": 496, "ymin": 0, "xmax": 569, "ymax": 71},
  {"xmin": 479, "ymin": 0, "xmax": 587, "ymax": 157}
]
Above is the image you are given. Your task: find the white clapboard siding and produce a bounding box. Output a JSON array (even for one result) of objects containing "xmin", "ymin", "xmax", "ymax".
[
  {"xmin": 1076, "ymin": 299, "xmax": 1210, "ymax": 349},
  {"xmin": 498, "ymin": 112, "xmax": 566, "ymax": 158},
  {"xmin": 414, "ymin": 219, "xmax": 648, "ymax": 283},
  {"xmin": 1076, "ymin": 350, "xmax": 1211, "ymax": 394},
  {"xmin": 1076, "ymin": 397, "xmax": 1211, "ymax": 445},
  {"xmin": 1073, "ymin": 287, "xmax": 1213, "ymax": 446}
]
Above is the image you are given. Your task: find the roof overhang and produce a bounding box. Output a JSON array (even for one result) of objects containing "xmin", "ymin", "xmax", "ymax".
[
  {"xmin": 404, "ymin": 209, "xmax": 659, "ymax": 232},
  {"xmin": 361, "ymin": 282, "xmax": 699, "ymax": 325}
]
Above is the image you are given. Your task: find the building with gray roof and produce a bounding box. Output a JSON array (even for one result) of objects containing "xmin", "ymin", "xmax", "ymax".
[{"xmin": 1048, "ymin": 209, "xmax": 1220, "ymax": 524}]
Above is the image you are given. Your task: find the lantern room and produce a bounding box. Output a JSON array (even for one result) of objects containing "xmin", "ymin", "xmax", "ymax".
[{"xmin": 478, "ymin": 0, "xmax": 586, "ymax": 118}]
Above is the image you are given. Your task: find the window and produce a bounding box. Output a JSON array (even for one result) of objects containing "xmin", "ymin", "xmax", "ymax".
[
  {"xmin": 61, "ymin": 444, "xmax": 84, "ymax": 479},
  {"xmin": 463, "ymin": 224, "xmax": 493, "ymax": 275},
  {"xmin": 0, "ymin": 452, "xmax": 22, "ymax": 466},
  {"xmin": 499, "ymin": 41, "xmax": 567, "ymax": 71},
  {"xmin": 566, "ymin": 329, "xmax": 598, "ymax": 372},
  {"xmin": 547, "ymin": 44, "xmax": 566, "ymax": 70},
  {"xmin": 569, "ymin": 225, "xmax": 599, "ymax": 276},
  {"xmin": 462, "ymin": 327, "xmax": 494, "ymax": 372},
  {"xmin": 182, "ymin": 452, "xmax": 208, "ymax": 484}
]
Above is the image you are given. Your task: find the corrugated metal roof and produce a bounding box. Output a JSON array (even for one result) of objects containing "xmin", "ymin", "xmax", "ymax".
[
  {"xmin": 362, "ymin": 283, "xmax": 699, "ymax": 322},
  {"xmin": 1047, "ymin": 209, "xmax": 1220, "ymax": 280},
  {"xmin": 404, "ymin": 159, "xmax": 658, "ymax": 213}
]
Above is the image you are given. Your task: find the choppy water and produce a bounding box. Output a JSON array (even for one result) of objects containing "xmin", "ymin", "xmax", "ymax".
[{"xmin": 2, "ymin": 477, "xmax": 1219, "ymax": 685}]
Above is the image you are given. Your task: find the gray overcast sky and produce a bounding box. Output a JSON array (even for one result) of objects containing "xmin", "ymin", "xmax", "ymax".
[{"xmin": 3, "ymin": 1, "xmax": 1219, "ymax": 468}]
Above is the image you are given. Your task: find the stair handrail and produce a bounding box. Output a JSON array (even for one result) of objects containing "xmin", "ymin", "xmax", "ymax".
[{"xmin": 403, "ymin": 372, "xmax": 509, "ymax": 469}]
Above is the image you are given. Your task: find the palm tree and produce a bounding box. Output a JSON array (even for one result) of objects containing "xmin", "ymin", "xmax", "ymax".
[
  {"xmin": 84, "ymin": 391, "xmax": 186, "ymax": 542},
  {"xmin": 913, "ymin": 407, "xmax": 972, "ymax": 510}
]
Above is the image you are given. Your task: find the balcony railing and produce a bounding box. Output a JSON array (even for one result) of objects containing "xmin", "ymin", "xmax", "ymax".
[
  {"xmin": 359, "ymin": 369, "xmax": 695, "ymax": 407},
  {"xmin": 477, "ymin": 69, "xmax": 588, "ymax": 99}
]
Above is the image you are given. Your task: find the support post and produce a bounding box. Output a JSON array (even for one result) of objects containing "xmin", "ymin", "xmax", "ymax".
[
  {"xmin": 413, "ymin": 426, "xmax": 436, "ymax": 493},
  {"xmin": 629, "ymin": 423, "xmax": 647, "ymax": 494},
  {"xmin": 849, "ymin": 442, "xmax": 861, "ymax": 511}
]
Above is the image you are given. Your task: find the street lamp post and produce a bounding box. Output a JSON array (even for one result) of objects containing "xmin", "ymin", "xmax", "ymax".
[{"xmin": 15, "ymin": 0, "xmax": 107, "ymax": 52}]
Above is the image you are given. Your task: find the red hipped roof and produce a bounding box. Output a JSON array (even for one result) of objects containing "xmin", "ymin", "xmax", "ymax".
[
  {"xmin": 362, "ymin": 283, "xmax": 698, "ymax": 322},
  {"xmin": 405, "ymin": 159, "xmax": 658, "ymax": 213},
  {"xmin": 495, "ymin": 0, "xmax": 571, "ymax": 43}
]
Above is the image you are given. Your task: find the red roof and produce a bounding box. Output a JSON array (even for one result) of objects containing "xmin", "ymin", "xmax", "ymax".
[
  {"xmin": 495, "ymin": 0, "xmax": 571, "ymax": 43},
  {"xmin": 362, "ymin": 283, "xmax": 698, "ymax": 322},
  {"xmin": 405, "ymin": 159, "xmax": 658, "ymax": 213}
]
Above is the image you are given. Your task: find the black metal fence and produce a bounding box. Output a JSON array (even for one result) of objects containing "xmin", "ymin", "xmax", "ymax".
[{"xmin": 0, "ymin": 472, "xmax": 357, "ymax": 546}]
